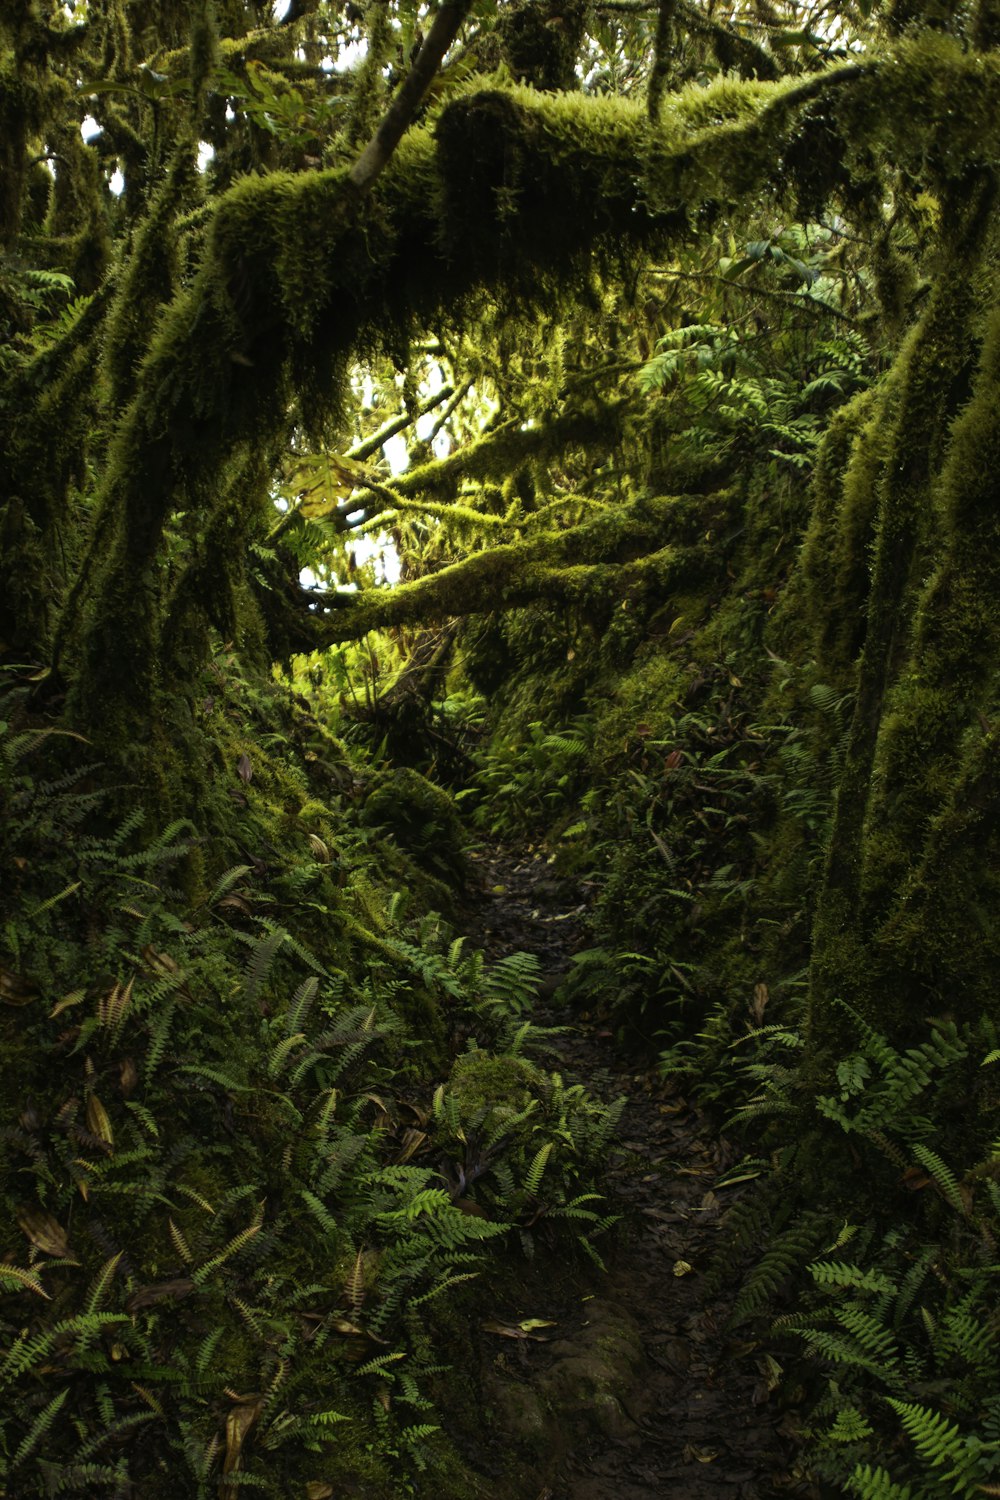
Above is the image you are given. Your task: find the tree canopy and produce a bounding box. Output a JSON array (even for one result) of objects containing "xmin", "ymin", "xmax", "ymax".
[{"xmin": 5, "ymin": 0, "xmax": 1000, "ymax": 1493}]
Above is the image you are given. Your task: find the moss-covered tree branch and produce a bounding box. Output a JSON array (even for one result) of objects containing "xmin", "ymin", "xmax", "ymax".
[
  {"xmin": 57, "ymin": 44, "xmax": 1000, "ymax": 732},
  {"xmin": 301, "ymin": 491, "xmax": 728, "ymax": 644}
]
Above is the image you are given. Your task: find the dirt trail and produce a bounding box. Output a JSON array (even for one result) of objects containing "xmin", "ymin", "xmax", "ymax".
[{"xmin": 460, "ymin": 843, "xmax": 811, "ymax": 1500}]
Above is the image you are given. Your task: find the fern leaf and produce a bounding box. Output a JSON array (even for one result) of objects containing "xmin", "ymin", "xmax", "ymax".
[
  {"xmin": 910, "ymin": 1143, "xmax": 966, "ymax": 1214},
  {"xmin": 847, "ymin": 1463, "xmax": 916, "ymax": 1499},
  {"xmin": 192, "ymin": 1202, "xmax": 264, "ymax": 1285},
  {"xmin": 809, "ymin": 1260, "xmax": 896, "ymax": 1296},
  {"xmin": 11, "ymin": 1387, "xmax": 69, "ymax": 1467},
  {"xmin": 243, "ymin": 927, "xmax": 286, "ymax": 1005},
  {"xmin": 524, "ymin": 1142, "xmax": 553, "ymax": 1197},
  {"xmin": 85, "ymin": 1251, "xmax": 124, "ymax": 1313},
  {"xmin": 0, "ymin": 1265, "xmax": 51, "ymax": 1298},
  {"xmin": 887, "ymin": 1398, "xmax": 984, "ymax": 1489},
  {"xmin": 209, "ymin": 864, "xmax": 253, "ymax": 906}
]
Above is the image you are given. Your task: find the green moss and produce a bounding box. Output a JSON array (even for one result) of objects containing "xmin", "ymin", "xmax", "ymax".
[
  {"xmin": 591, "ymin": 650, "xmax": 686, "ymax": 766},
  {"xmin": 449, "ymin": 1050, "xmax": 545, "ymax": 1121},
  {"xmin": 860, "ymin": 301, "xmax": 1000, "ymax": 1000},
  {"xmin": 361, "ymin": 766, "xmax": 467, "ymax": 883},
  {"xmin": 807, "ymin": 186, "xmax": 992, "ymax": 1027},
  {"xmin": 781, "ymin": 385, "xmax": 883, "ymax": 680}
]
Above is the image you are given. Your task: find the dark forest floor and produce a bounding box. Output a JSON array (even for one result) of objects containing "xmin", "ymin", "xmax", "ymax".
[{"xmin": 451, "ymin": 843, "xmax": 816, "ymax": 1500}]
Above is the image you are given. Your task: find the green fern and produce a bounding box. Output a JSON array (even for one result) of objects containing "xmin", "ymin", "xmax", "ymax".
[
  {"xmin": 730, "ymin": 1215, "xmax": 825, "ymax": 1326},
  {"xmin": 910, "ymin": 1144, "xmax": 966, "ymax": 1215},
  {"xmin": 810, "ymin": 1261, "xmax": 897, "ymax": 1297},
  {"xmin": 10, "ymin": 1388, "xmax": 70, "ymax": 1468},
  {"xmin": 847, "ymin": 1463, "xmax": 917, "ymax": 1499},
  {"xmin": 887, "ymin": 1398, "xmax": 988, "ymax": 1494}
]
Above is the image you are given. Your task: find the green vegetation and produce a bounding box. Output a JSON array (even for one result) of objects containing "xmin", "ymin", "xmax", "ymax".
[{"xmin": 5, "ymin": 0, "xmax": 1000, "ymax": 1493}]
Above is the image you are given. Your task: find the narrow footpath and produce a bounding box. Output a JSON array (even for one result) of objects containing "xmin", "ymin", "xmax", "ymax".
[{"xmin": 456, "ymin": 843, "xmax": 814, "ymax": 1500}]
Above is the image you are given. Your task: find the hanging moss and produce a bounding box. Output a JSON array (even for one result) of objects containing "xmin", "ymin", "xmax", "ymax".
[
  {"xmin": 777, "ymin": 386, "xmax": 884, "ymax": 680},
  {"xmin": 188, "ymin": 0, "xmax": 219, "ymax": 123},
  {"xmin": 339, "ymin": 0, "xmax": 393, "ymax": 152},
  {"xmin": 101, "ymin": 143, "xmax": 199, "ymax": 411},
  {"xmin": 0, "ymin": 62, "xmax": 40, "ymax": 243},
  {"xmin": 496, "ymin": 0, "xmax": 590, "ymax": 92}
]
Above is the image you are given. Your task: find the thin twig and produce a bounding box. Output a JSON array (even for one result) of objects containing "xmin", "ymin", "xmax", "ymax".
[{"xmin": 347, "ymin": 0, "xmax": 475, "ymax": 197}]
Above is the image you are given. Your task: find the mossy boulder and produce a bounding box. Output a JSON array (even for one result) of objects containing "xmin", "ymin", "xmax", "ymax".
[{"xmin": 447, "ymin": 1050, "xmax": 547, "ymax": 1140}]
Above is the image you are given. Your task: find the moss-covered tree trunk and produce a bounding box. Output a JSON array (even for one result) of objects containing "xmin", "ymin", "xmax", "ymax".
[{"xmin": 806, "ymin": 178, "xmax": 999, "ymax": 1052}]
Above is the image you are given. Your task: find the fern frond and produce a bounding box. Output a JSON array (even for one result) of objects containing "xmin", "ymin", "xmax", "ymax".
[
  {"xmin": 192, "ymin": 1203, "xmax": 264, "ymax": 1285},
  {"xmin": 910, "ymin": 1143, "xmax": 966, "ymax": 1214},
  {"xmin": 846, "ymin": 1463, "xmax": 916, "ymax": 1499},
  {"xmin": 85, "ymin": 1251, "xmax": 124, "ymax": 1314},
  {"xmin": 887, "ymin": 1398, "xmax": 985, "ymax": 1490},
  {"xmin": 0, "ymin": 1265, "xmax": 51, "ymax": 1298},
  {"xmin": 810, "ymin": 1260, "xmax": 896, "ymax": 1296},
  {"xmin": 243, "ymin": 928, "xmax": 286, "ymax": 1005},
  {"xmin": 11, "ymin": 1387, "xmax": 69, "ymax": 1467},
  {"xmin": 524, "ymin": 1142, "xmax": 553, "ymax": 1197}
]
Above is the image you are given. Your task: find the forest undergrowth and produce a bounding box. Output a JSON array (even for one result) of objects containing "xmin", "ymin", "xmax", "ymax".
[{"xmin": 5, "ymin": 622, "xmax": 998, "ymax": 1499}]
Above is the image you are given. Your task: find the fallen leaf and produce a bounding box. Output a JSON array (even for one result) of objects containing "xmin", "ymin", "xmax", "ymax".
[
  {"xmin": 86, "ymin": 1093, "xmax": 114, "ymax": 1148},
  {"xmin": 120, "ymin": 1058, "xmax": 139, "ymax": 1096},
  {"xmin": 305, "ymin": 1485, "xmax": 334, "ymax": 1500},
  {"xmin": 125, "ymin": 1278, "xmax": 194, "ymax": 1312},
  {"xmin": 236, "ymin": 753, "xmax": 253, "ymax": 785},
  {"xmin": 672, "ymin": 1260, "xmax": 694, "ymax": 1277},
  {"xmin": 142, "ymin": 946, "xmax": 179, "ymax": 975},
  {"xmin": 217, "ymin": 894, "xmax": 253, "ymax": 914},
  {"xmin": 751, "ymin": 982, "xmax": 769, "ymax": 1024},
  {"xmin": 481, "ymin": 1319, "xmax": 553, "ymax": 1342},
  {"xmin": 683, "ymin": 1444, "xmax": 719, "ymax": 1463},
  {"xmin": 454, "ymin": 1197, "xmax": 489, "ymax": 1218},
  {"xmin": 394, "ymin": 1128, "xmax": 428, "ymax": 1164},
  {"xmin": 328, "ymin": 1318, "xmax": 389, "ymax": 1345},
  {"xmin": 1, "ymin": 967, "xmax": 39, "ymax": 1006},
  {"xmin": 18, "ymin": 1208, "xmax": 71, "ymax": 1258},
  {"xmin": 222, "ymin": 1397, "xmax": 264, "ymax": 1478}
]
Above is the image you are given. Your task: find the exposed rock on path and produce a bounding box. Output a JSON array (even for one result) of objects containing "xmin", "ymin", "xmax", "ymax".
[{"xmin": 458, "ymin": 843, "xmax": 812, "ymax": 1500}]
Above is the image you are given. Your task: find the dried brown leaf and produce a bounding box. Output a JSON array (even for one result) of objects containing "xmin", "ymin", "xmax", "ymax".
[
  {"xmin": 86, "ymin": 1093, "xmax": 114, "ymax": 1147},
  {"xmin": 125, "ymin": 1278, "xmax": 194, "ymax": 1312},
  {"xmin": 17, "ymin": 1208, "xmax": 71, "ymax": 1258},
  {"xmin": 1, "ymin": 967, "xmax": 39, "ymax": 1006},
  {"xmin": 222, "ymin": 1397, "xmax": 264, "ymax": 1478},
  {"xmin": 394, "ymin": 1128, "xmax": 428, "ymax": 1164}
]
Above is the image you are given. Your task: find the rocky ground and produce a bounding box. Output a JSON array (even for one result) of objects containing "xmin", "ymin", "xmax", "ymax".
[{"xmin": 451, "ymin": 843, "xmax": 817, "ymax": 1500}]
